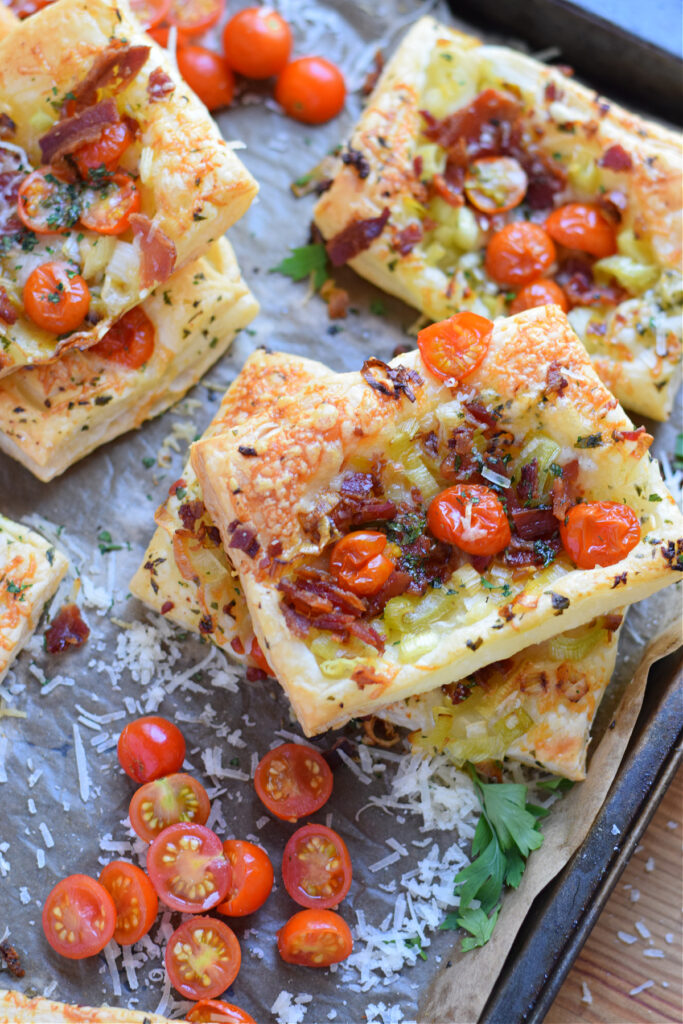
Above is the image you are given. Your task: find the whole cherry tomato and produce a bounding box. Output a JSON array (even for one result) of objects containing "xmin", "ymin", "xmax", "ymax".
[
  {"xmin": 98, "ymin": 860, "xmax": 158, "ymax": 946},
  {"xmin": 222, "ymin": 7, "xmax": 292, "ymax": 78},
  {"xmin": 91, "ymin": 307, "xmax": 155, "ymax": 370},
  {"xmin": 79, "ymin": 173, "xmax": 140, "ymax": 234},
  {"xmin": 168, "ymin": 0, "xmax": 224, "ymax": 36},
  {"xmin": 509, "ymin": 277, "xmax": 569, "ymax": 314},
  {"xmin": 17, "ymin": 168, "xmax": 80, "ymax": 234},
  {"xmin": 428, "ymin": 484, "xmax": 511, "ymax": 556},
  {"xmin": 329, "ymin": 530, "xmax": 395, "ymax": 596},
  {"xmin": 187, "ymin": 1001, "xmax": 257, "ymax": 1024},
  {"xmin": 559, "ymin": 500, "xmax": 641, "ymax": 569},
  {"xmin": 277, "ymin": 908, "xmax": 353, "ymax": 967},
  {"xmin": 275, "ymin": 57, "xmax": 346, "ymax": 124},
  {"xmin": 282, "ymin": 824, "xmax": 352, "ymax": 910},
  {"xmin": 417, "ymin": 311, "xmax": 493, "ymax": 383},
  {"xmin": 545, "ymin": 203, "xmax": 617, "ymax": 258},
  {"xmin": 177, "ymin": 45, "xmax": 235, "ymax": 110},
  {"xmin": 117, "ymin": 714, "xmax": 185, "ymax": 782},
  {"xmin": 42, "ymin": 875, "xmax": 116, "ymax": 959},
  {"xmin": 217, "ymin": 839, "xmax": 274, "ymax": 916},
  {"xmin": 129, "ymin": 773, "xmax": 211, "ymax": 843},
  {"xmin": 464, "ymin": 156, "xmax": 527, "ymax": 214},
  {"xmin": 254, "ymin": 742, "xmax": 333, "ymax": 822},
  {"xmin": 74, "ymin": 120, "xmax": 135, "ymax": 178},
  {"xmin": 23, "ymin": 262, "xmax": 89, "ymax": 334},
  {"xmin": 165, "ymin": 916, "xmax": 241, "ymax": 1000},
  {"xmin": 485, "ymin": 221, "xmax": 556, "ymax": 286},
  {"xmin": 147, "ymin": 822, "xmax": 231, "ymax": 913}
]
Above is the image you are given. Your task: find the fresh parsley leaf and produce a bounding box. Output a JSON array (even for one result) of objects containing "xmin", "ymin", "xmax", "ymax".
[
  {"xmin": 480, "ymin": 781, "xmax": 544, "ymax": 858},
  {"xmin": 142, "ymin": 456, "xmax": 155, "ymax": 469},
  {"xmin": 675, "ymin": 432, "xmax": 683, "ymax": 466},
  {"xmin": 648, "ymin": 493, "xmax": 662, "ymax": 502},
  {"xmin": 456, "ymin": 906, "xmax": 500, "ymax": 951},
  {"xmin": 97, "ymin": 529, "xmax": 124, "ymax": 554},
  {"xmin": 405, "ymin": 936, "xmax": 427, "ymax": 960},
  {"xmin": 575, "ymin": 433, "xmax": 603, "ymax": 449},
  {"xmin": 370, "ymin": 298, "xmax": 387, "ymax": 316},
  {"xmin": 537, "ymin": 776, "xmax": 575, "ymax": 793},
  {"xmin": 454, "ymin": 815, "xmax": 506, "ymax": 914},
  {"xmin": 271, "ymin": 244, "xmax": 329, "ymax": 290}
]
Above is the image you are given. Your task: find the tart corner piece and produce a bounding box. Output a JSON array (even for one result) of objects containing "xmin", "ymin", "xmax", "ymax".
[{"xmin": 0, "ymin": 987, "xmax": 174, "ymax": 1023}]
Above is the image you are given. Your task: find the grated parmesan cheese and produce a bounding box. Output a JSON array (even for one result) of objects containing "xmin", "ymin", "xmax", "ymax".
[
  {"xmin": 629, "ymin": 979, "xmax": 654, "ymax": 996},
  {"xmin": 72, "ymin": 723, "xmax": 90, "ymax": 802}
]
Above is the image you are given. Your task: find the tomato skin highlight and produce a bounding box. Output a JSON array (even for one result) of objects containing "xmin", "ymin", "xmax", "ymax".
[
  {"xmin": 277, "ymin": 908, "xmax": 353, "ymax": 967},
  {"xmin": 166, "ymin": 916, "xmax": 241, "ymax": 1000},
  {"xmin": 464, "ymin": 156, "xmax": 527, "ymax": 214},
  {"xmin": 168, "ymin": 0, "xmax": 224, "ymax": 36},
  {"xmin": 117, "ymin": 714, "xmax": 185, "ymax": 782},
  {"xmin": 147, "ymin": 822, "xmax": 231, "ymax": 913},
  {"xmin": 98, "ymin": 860, "xmax": 158, "ymax": 946},
  {"xmin": 92, "ymin": 307, "xmax": 156, "ymax": 371},
  {"xmin": 187, "ymin": 1001, "xmax": 257, "ymax": 1024},
  {"xmin": 79, "ymin": 173, "xmax": 140, "ymax": 235},
  {"xmin": 330, "ymin": 530, "xmax": 395, "ymax": 596},
  {"xmin": 17, "ymin": 169, "xmax": 79, "ymax": 235},
  {"xmin": 23, "ymin": 262, "xmax": 90, "ymax": 334},
  {"xmin": 545, "ymin": 202, "xmax": 617, "ymax": 258},
  {"xmin": 222, "ymin": 7, "xmax": 292, "ymax": 79},
  {"xmin": 275, "ymin": 57, "xmax": 346, "ymax": 125},
  {"xmin": 129, "ymin": 772, "xmax": 211, "ymax": 842},
  {"xmin": 485, "ymin": 221, "xmax": 556, "ymax": 286},
  {"xmin": 509, "ymin": 278, "xmax": 569, "ymax": 314},
  {"xmin": 42, "ymin": 875, "xmax": 116, "ymax": 959},
  {"xmin": 282, "ymin": 824, "xmax": 352, "ymax": 910},
  {"xmin": 130, "ymin": 0, "xmax": 171, "ymax": 30},
  {"xmin": 559, "ymin": 501, "xmax": 641, "ymax": 569},
  {"xmin": 417, "ymin": 311, "xmax": 493, "ymax": 383},
  {"xmin": 216, "ymin": 839, "xmax": 274, "ymax": 917},
  {"xmin": 254, "ymin": 743, "xmax": 333, "ymax": 822},
  {"xmin": 248, "ymin": 636, "xmax": 274, "ymax": 676},
  {"xmin": 74, "ymin": 120, "xmax": 135, "ymax": 178},
  {"xmin": 428, "ymin": 484, "xmax": 511, "ymax": 556},
  {"xmin": 177, "ymin": 46, "xmax": 235, "ymax": 110}
]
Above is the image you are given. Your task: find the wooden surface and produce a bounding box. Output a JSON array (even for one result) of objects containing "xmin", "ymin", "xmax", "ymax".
[{"xmin": 547, "ymin": 764, "xmax": 683, "ymax": 1023}]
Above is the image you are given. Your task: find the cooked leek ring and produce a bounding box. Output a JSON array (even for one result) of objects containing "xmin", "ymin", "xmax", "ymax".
[
  {"xmin": 593, "ymin": 255, "xmax": 658, "ymax": 295},
  {"xmin": 547, "ymin": 619, "xmax": 608, "ymax": 662},
  {"xmin": 519, "ymin": 561, "xmax": 567, "ymax": 598},
  {"xmin": 320, "ymin": 657, "xmax": 365, "ymax": 679},
  {"xmin": 398, "ymin": 629, "xmax": 439, "ymax": 663},
  {"xmin": 403, "ymin": 450, "xmax": 441, "ymax": 500},
  {"xmin": 415, "ymin": 704, "xmax": 533, "ymax": 764},
  {"xmin": 515, "ymin": 435, "xmax": 561, "ymax": 497}
]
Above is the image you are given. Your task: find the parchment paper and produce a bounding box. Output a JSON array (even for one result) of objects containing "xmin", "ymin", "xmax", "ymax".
[{"xmin": 0, "ymin": 2, "xmax": 681, "ymax": 1023}]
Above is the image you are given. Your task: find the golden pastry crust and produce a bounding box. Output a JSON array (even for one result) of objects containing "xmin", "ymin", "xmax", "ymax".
[
  {"xmin": 190, "ymin": 305, "xmax": 683, "ymax": 735},
  {"xmin": 0, "ymin": 3, "xmax": 17, "ymax": 38},
  {"xmin": 0, "ymin": 238, "xmax": 259, "ymax": 480},
  {"xmin": 0, "ymin": 0, "xmax": 257, "ymax": 375},
  {"xmin": 314, "ymin": 16, "xmax": 682, "ymax": 420},
  {"xmin": 0, "ymin": 988, "xmax": 179, "ymax": 1023},
  {"xmin": 0, "ymin": 513, "xmax": 68, "ymax": 682}
]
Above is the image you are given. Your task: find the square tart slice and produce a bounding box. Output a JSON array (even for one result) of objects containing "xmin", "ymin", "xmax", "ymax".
[
  {"xmin": 0, "ymin": 237, "xmax": 258, "ymax": 481},
  {"xmin": 130, "ymin": 349, "xmax": 333, "ymax": 659},
  {"xmin": 0, "ymin": 0, "xmax": 257, "ymax": 375},
  {"xmin": 314, "ymin": 16, "xmax": 682, "ymax": 421},
  {"xmin": 0, "ymin": 513, "xmax": 68, "ymax": 683},
  {"xmin": 190, "ymin": 305, "xmax": 683, "ymax": 736}
]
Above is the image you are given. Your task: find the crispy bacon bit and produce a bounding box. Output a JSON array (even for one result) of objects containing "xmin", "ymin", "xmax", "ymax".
[
  {"xmin": 603, "ymin": 613, "xmax": 623, "ymax": 632},
  {"xmin": 421, "ymin": 89, "xmax": 521, "ymax": 155},
  {"xmin": 340, "ymin": 145, "xmax": 370, "ymax": 179},
  {"xmin": 362, "ymin": 716, "xmax": 399, "ymax": 747},
  {"xmin": 361, "ymin": 357, "xmax": 422, "ymax": 403},
  {"xmin": 518, "ymin": 460, "xmax": 539, "ymax": 503},
  {"xmin": 0, "ymin": 113, "xmax": 15, "ymax": 139},
  {"xmin": 326, "ymin": 207, "xmax": 390, "ymax": 266},
  {"xmin": 281, "ymin": 570, "xmax": 367, "ymax": 617},
  {"xmin": 160, "ymin": 600, "xmax": 174, "ymax": 614},
  {"xmin": 545, "ymin": 360, "xmax": 568, "ymax": 397},
  {"xmin": 238, "ymin": 445, "xmax": 258, "ymax": 457},
  {"xmin": 557, "ymin": 257, "xmax": 625, "ymax": 307},
  {"xmin": 352, "ymin": 664, "xmax": 386, "ymax": 689},
  {"xmin": 329, "ymin": 475, "xmax": 396, "ymax": 532},
  {"xmin": 0, "ymin": 942, "xmax": 24, "ymax": 979},
  {"xmin": 464, "ymin": 401, "xmax": 498, "ymax": 429},
  {"xmin": 178, "ymin": 500, "xmax": 206, "ymax": 531},
  {"xmin": 469, "ymin": 553, "xmax": 493, "ymax": 574},
  {"xmin": 39, "ymin": 98, "xmax": 118, "ymax": 164},
  {"xmin": 362, "ymin": 49, "xmax": 384, "ymax": 95},
  {"xmin": 544, "ymin": 81, "xmax": 561, "ymax": 103},
  {"xmin": 511, "ymin": 507, "xmax": 558, "ymax": 541},
  {"xmin": 229, "ymin": 526, "xmax": 260, "ymax": 558},
  {"xmin": 600, "ymin": 144, "xmax": 633, "ymax": 171},
  {"xmin": 198, "ymin": 614, "xmax": 213, "ymax": 635},
  {"xmin": 557, "ymin": 666, "xmax": 588, "ymax": 702},
  {"xmin": 129, "ymin": 213, "xmax": 177, "ymax": 289},
  {"xmin": 319, "ymin": 279, "xmax": 350, "ymax": 319},
  {"xmin": 0, "ymin": 148, "xmax": 24, "ymax": 236},
  {"xmin": 598, "ymin": 189, "xmax": 628, "ymax": 222},
  {"xmin": 431, "ymin": 171, "xmax": 464, "ymax": 207},
  {"xmin": 393, "ymin": 221, "xmax": 423, "ymax": 255},
  {"xmin": 611, "ymin": 571, "xmax": 628, "ymax": 588},
  {"xmin": 504, "ymin": 534, "xmax": 560, "ymax": 568},
  {"xmin": 70, "ymin": 40, "xmax": 150, "ymax": 111},
  {"xmin": 441, "ymin": 681, "xmax": 471, "ymax": 705},
  {"xmin": 551, "ymin": 458, "xmax": 579, "ymax": 519},
  {"xmin": 169, "ymin": 477, "xmax": 187, "ymax": 497},
  {"xmin": 147, "ymin": 67, "xmax": 175, "ymax": 102},
  {"xmin": 612, "ymin": 426, "xmax": 647, "ymax": 444},
  {"xmin": 0, "ymin": 285, "xmax": 17, "ymax": 325},
  {"xmin": 44, "ymin": 603, "xmax": 90, "ymax": 654}
]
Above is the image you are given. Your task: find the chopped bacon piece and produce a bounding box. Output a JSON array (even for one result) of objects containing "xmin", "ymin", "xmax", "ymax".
[
  {"xmin": 178, "ymin": 500, "xmax": 206, "ymax": 532},
  {"xmin": 393, "ymin": 221, "xmax": 423, "ymax": 255},
  {"xmin": 289, "ymin": 568, "xmax": 367, "ymax": 616},
  {"xmin": 504, "ymin": 534, "xmax": 561, "ymax": 567},
  {"xmin": 44, "ymin": 603, "xmax": 90, "ymax": 654},
  {"xmin": 129, "ymin": 213, "xmax": 177, "ymax": 288},
  {"xmin": 431, "ymin": 171, "xmax": 464, "ymax": 207},
  {"xmin": 464, "ymin": 401, "xmax": 498, "ymax": 429},
  {"xmin": 518, "ymin": 460, "xmax": 539, "ymax": 503},
  {"xmin": 361, "ymin": 49, "xmax": 384, "ymax": 96},
  {"xmin": 598, "ymin": 189, "xmax": 628, "ymax": 222},
  {"xmin": 279, "ymin": 579, "xmax": 334, "ymax": 617},
  {"xmin": 557, "ymin": 257, "xmax": 626, "ymax": 307},
  {"xmin": 70, "ymin": 40, "xmax": 150, "ymax": 111},
  {"xmin": 551, "ymin": 458, "xmax": 580, "ymax": 519},
  {"xmin": 0, "ymin": 113, "xmax": 15, "ymax": 139},
  {"xmin": 321, "ymin": 283, "xmax": 350, "ymax": 319},
  {"xmin": 600, "ymin": 145, "xmax": 633, "ymax": 171},
  {"xmin": 441, "ymin": 681, "xmax": 471, "ymax": 705},
  {"xmin": 349, "ymin": 619, "xmax": 385, "ymax": 653},
  {"xmin": 603, "ymin": 612, "xmax": 623, "ymax": 632},
  {"xmin": 39, "ymin": 98, "xmax": 118, "ymax": 165},
  {"xmin": 0, "ymin": 942, "xmax": 24, "ymax": 979},
  {"xmin": 0, "ymin": 285, "xmax": 17, "ymax": 325},
  {"xmin": 228, "ymin": 525, "xmax": 260, "ymax": 558},
  {"xmin": 325, "ymin": 207, "xmax": 390, "ymax": 266},
  {"xmin": 147, "ymin": 67, "xmax": 175, "ymax": 102},
  {"xmin": 361, "ymin": 357, "xmax": 422, "ymax": 403},
  {"xmin": 352, "ymin": 663, "xmax": 387, "ymax": 688},
  {"xmin": 510, "ymin": 506, "xmax": 559, "ymax": 541},
  {"xmin": 421, "ymin": 89, "xmax": 522, "ymax": 156},
  {"xmin": 469, "ymin": 553, "xmax": 493, "ymax": 574},
  {"xmin": 340, "ymin": 146, "xmax": 370, "ymax": 179},
  {"xmin": 160, "ymin": 600, "xmax": 174, "ymax": 614},
  {"xmin": 545, "ymin": 360, "xmax": 568, "ymax": 397}
]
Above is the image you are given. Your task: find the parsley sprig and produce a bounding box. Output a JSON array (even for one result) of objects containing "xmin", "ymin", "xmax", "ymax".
[{"xmin": 270, "ymin": 244, "xmax": 330, "ymax": 291}]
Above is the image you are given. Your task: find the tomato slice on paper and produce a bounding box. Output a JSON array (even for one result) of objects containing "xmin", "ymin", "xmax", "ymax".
[
  {"xmin": 129, "ymin": 772, "xmax": 210, "ymax": 842},
  {"xmin": 417, "ymin": 312, "xmax": 493, "ymax": 384},
  {"xmin": 216, "ymin": 839, "xmax": 274, "ymax": 917},
  {"xmin": 277, "ymin": 908, "xmax": 353, "ymax": 967},
  {"xmin": 147, "ymin": 822, "xmax": 230, "ymax": 913},
  {"xmin": 98, "ymin": 860, "xmax": 158, "ymax": 946},
  {"xmin": 282, "ymin": 824, "xmax": 352, "ymax": 910},
  {"xmin": 186, "ymin": 999, "xmax": 257, "ymax": 1023},
  {"xmin": 42, "ymin": 875, "xmax": 116, "ymax": 959},
  {"xmin": 254, "ymin": 743, "xmax": 333, "ymax": 822},
  {"xmin": 165, "ymin": 916, "xmax": 241, "ymax": 1000}
]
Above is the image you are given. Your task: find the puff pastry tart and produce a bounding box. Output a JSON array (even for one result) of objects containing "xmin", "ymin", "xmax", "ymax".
[
  {"xmin": 314, "ymin": 17, "xmax": 682, "ymax": 421},
  {"xmin": 0, "ymin": 0, "xmax": 257, "ymax": 376},
  {"xmin": 0, "ymin": 988, "xmax": 177, "ymax": 1022},
  {"xmin": 188, "ymin": 306, "xmax": 683, "ymax": 736},
  {"xmin": 0, "ymin": 238, "xmax": 258, "ymax": 480},
  {"xmin": 0, "ymin": 512, "xmax": 68, "ymax": 683}
]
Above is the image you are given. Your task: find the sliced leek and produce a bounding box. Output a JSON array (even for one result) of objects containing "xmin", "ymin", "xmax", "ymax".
[
  {"xmin": 547, "ymin": 619, "xmax": 608, "ymax": 662},
  {"xmin": 397, "ymin": 629, "xmax": 439, "ymax": 664},
  {"xmin": 515, "ymin": 435, "xmax": 561, "ymax": 497},
  {"xmin": 320, "ymin": 657, "xmax": 366, "ymax": 679}
]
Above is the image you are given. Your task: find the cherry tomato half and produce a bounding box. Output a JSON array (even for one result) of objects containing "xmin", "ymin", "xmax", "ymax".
[
  {"xmin": 217, "ymin": 839, "xmax": 274, "ymax": 917},
  {"xmin": 464, "ymin": 156, "xmax": 527, "ymax": 214},
  {"xmin": 417, "ymin": 311, "xmax": 493, "ymax": 383},
  {"xmin": 277, "ymin": 908, "xmax": 353, "ymax": 967},
  {"xmin": 130, "ymin": 0, "xmax": 171, "ymax": 30},
  {"xmin": 79, "ymin": 173, "xmax": 140, "ymax": 234},
  {"xmin": 129, "ymin": 772, "xmax": 211, "ymax": 842},
  {"xmin": 330, "ymin": 530, "xmax": 395, "ymax": 596},
  {"xmin": 254, "ymin": 743, "xmax": 333, "ymax": 822},
  {"xmin": 98, "ymin": 860, "xmax": 158, "ymax": 946},
  {"xmin": 282, "ymin": 824, "xmax": 352, "ymax": 910},
  {"xmin": 559, "ymin": 500, "xmax": 641, "ymax": 569},
  {"xmin": 509, "ymin": 277, "xmax": 569, "ymax": 314},
  {"xmin": 428, "ymin": 484, "xmax": 511, "ymax": 556},
  {"xmin": 23, "ymin": 262, "xmax": 90, "ymax": 334},
  {"xmin": 165, "ymin": 916, "xmax": 241, "ymax": 1000},
  {"xmin": 545, "ymin": 202, "xmax": 616, "ymax": 258},
  {"xmin": 187, "ymin": 1001, "xmax": 257, "ymax": 1024},
  {"xmin": 74, "ymin": 120, "xmax": 135, "ymax": 179},
  {"xmin": 147, "ymin": 822, "xmax": 231, "ymax": 913},
  {"xmin": 117, "ymin": 714, "xmax": 185, "ymax": 782},
  {"xmin": 275, "ymin": 57, "xmax": 346, "ymax": 125},
  {"xmin": 168, "ymin": 0, "xmax": 224, "ymax": 36},
  {"xmin": 177, "ymin": 45, "xmax": 235, "ymax": 110},
  {"xmin": 485, "ymin": 221, "xmax": 556, "ymax": 287},
  {"xmin": 9, "ymin": 0, "xmax": 54, "ymax": 16},
  {"xmin": 222, "ymin": 7, "xmax": 292, "ymax": 79},
  {"xmin": 248, "ymin": 637, "xmax": 274, "ymax": 676},
  {"xmin": 92, "ymin": 307, "xmax": 155, "ymax": 371},
  {"xmin": 42, "ymin": 875, "xmax": 116, "ymax": 959},
  {"xmin": 17, "ymin": 169, "xmax": 79, "ymax": 234}
]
